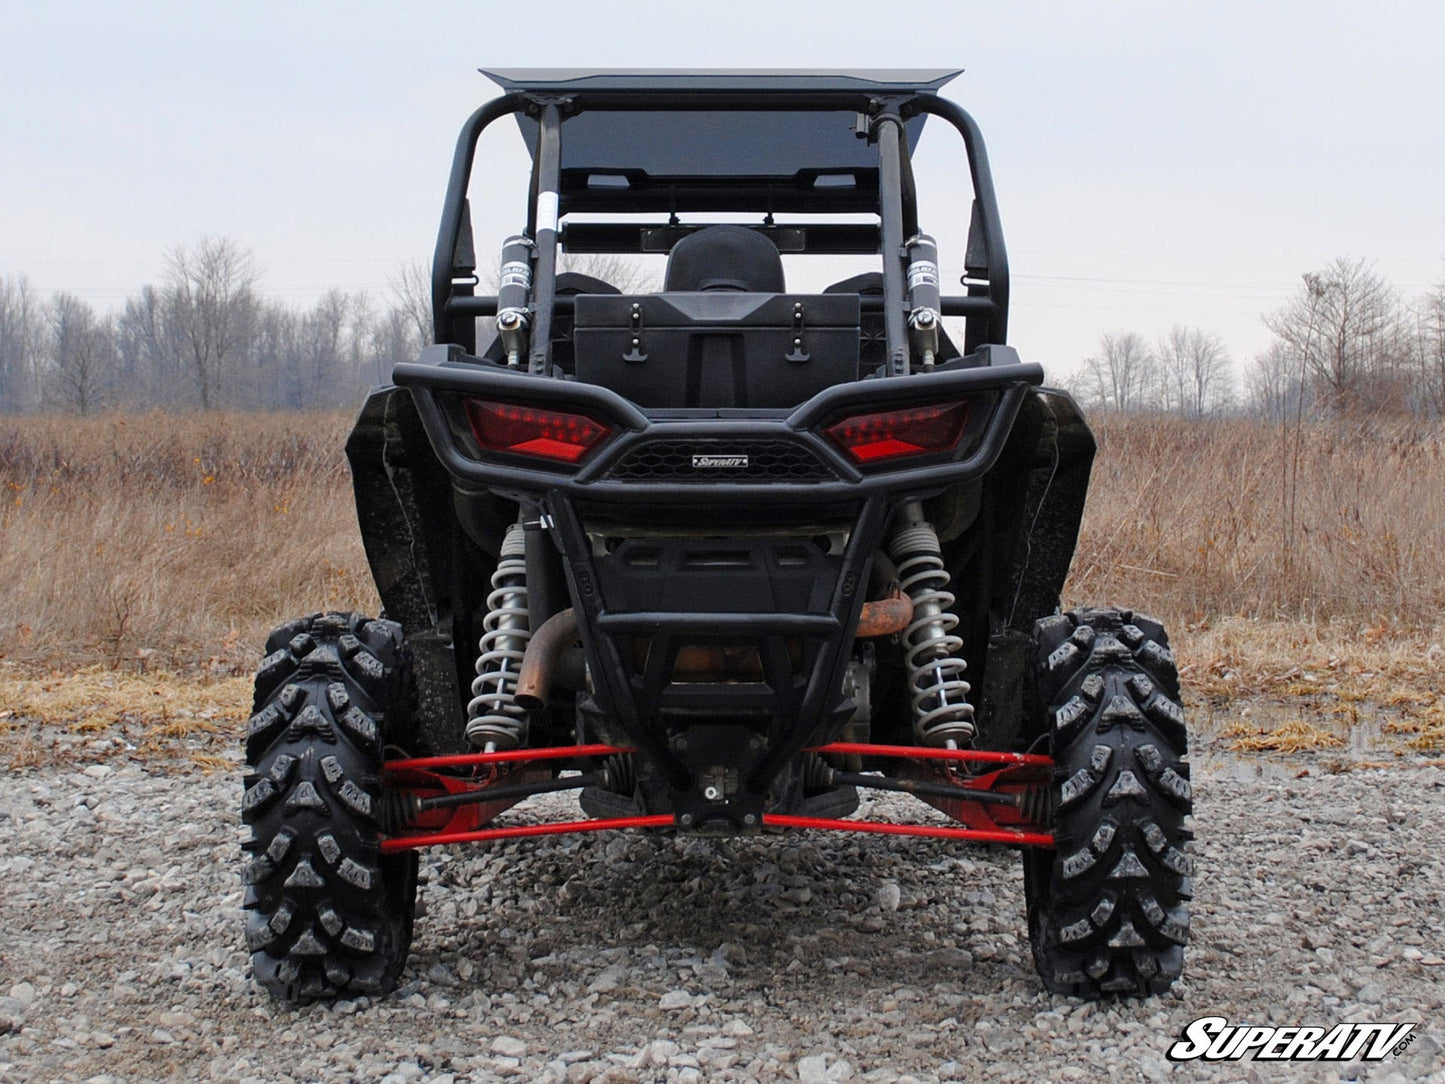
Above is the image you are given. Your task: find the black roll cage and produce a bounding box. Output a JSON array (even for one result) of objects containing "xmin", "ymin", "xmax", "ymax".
[{"xmin": 430, "ymin": 74, "xmax": 1011, "ymax": 367}]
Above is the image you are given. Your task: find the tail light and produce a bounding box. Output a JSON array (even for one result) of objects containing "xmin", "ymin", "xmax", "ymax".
[
  {"xmin": 463, "ymin": 398, "xmax": 611, "ymax": 464},
  {"xmin": 824, "ymin": 401, "xmax": 970, "ymax": 465}
]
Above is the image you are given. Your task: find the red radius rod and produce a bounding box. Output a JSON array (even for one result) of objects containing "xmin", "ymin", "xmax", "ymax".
[{"xmin": 378, "ymin": 741, "xmax": 1056, "ymax": 853}]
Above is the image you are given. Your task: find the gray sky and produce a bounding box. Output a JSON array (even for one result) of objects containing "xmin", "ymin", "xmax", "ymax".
[{"xmin": 4, "ymin": 1, "xmax": 1442, "ymax": 380}]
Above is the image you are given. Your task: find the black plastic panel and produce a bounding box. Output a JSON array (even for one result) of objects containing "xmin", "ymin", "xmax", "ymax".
[
  {"xmin": 573, "ymin": 293, "xmax": 860, "ymax": 409},
  {"xmin": 605, "ymin": 437, "xmax": 837, "ymax": 485}
]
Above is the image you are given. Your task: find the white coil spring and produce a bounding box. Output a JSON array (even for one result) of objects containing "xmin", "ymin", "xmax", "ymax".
[
  {"xmin": 888, "ymin": 520, "xmax": 976, "ymax": 748},
  {"xmin": 465, "ymin": 523, "xmax": 531, "ymax": 751}
]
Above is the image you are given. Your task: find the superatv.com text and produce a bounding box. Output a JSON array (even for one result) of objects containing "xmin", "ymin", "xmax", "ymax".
[{"xmin": 1167, "ymin": 1016, "xmax": 1417, "ymax": 1062}]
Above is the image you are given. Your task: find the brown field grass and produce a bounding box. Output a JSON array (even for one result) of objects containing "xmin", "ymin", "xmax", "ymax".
[
  {"xmin": 1066, "ymin": 414, "xmax": 1445, "ymax": 625},
  {"xmin": 0, "ymin": 411, "xmax": 376, "ymax": 671},
  {"xmin": 1, "ymin": 409, "xmax": 1442, "ymax": 757}
]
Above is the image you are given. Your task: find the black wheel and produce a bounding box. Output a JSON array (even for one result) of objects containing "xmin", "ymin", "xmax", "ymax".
[
  {"xmin": 241, "ymin": 612, "xmax": 418, "ymax": 1002},
  {"xmin": 1024, "ymin": 607, "xmax": 1193, "ymax": 998}
]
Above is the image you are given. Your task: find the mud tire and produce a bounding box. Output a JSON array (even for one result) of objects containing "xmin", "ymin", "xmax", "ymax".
[
  {"xmin": 241, "ymin": 612, "xmax": 418, "ymax": 1002},
  {"xmin": 1024, "ymin": 607, "xmax": 1193, "ymax": 998}
]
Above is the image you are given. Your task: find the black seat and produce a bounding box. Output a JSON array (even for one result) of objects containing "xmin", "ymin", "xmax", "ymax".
[
  {"xmin": 554, "ymin": 271, "xmax": 621, "ymax": 296},
  {"xmin": 664, "ymin": 226, "xmax": 785, "ymax": 293}
]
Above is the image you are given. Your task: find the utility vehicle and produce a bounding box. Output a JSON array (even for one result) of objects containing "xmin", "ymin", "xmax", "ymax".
[{"xmin": 241, "ymin": 69, "xmax": 1193, "ymax": 1003}]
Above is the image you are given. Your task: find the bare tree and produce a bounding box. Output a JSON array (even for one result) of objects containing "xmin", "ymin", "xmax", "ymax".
[
  {"xmin": 1156, "ymin": 325, "xmax": 1234, "ymax": 416},
  {"xmin": 388, "ymin": 260, "xmax": 433, "ymax": 350},
  {"xmin": 1415, "ymin": 281, "xmax": 1445, "ymax": 417},
  {"xmin": 1073, "ymin": 331, "xmax": 1154, "ymax": 412},
  {"xmin": 558, "ymin": 251, "xmax": 661, "ymax": 293},
  {"xmin": 474, "ymin": 250, "xmax": 661, "ymax": 297},
  {"xmin": 162, "ymin": 237, "xmax": 260, "ymax": 409},
  {"xmin": 0, "ymin": 275, "xmax": 41, "ymax": 413},
  {"xmin": 286, "ymin": 289, "xmax": 353, "ymax": 408},
  {"xmin": 1246, "ymin": 341, "xmax": 1316, "ymax": 421},
  {"xmin": 43, "ymin": 293, "xmax": 115, "ymax": 415},
  {"xmin": 1264, "ymin": 257, "xmax": 1400, "ymax": 414},
  {"xmin": 365, "ymin": 306, "xmax": 420, "ymax": 387},
  {"xmin": 249, "ymin": 301, "xmax": 300, "ymax": 410},
  {"xmin": 117, "ymin": 283, "xmax": 192, "ymax": 408}
]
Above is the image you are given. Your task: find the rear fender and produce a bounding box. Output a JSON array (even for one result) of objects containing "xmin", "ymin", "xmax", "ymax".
[
  {"xmin": 346, "ymin": 387, "xmax": 491, "ymax": 754},
  {"xmin": 958, "ymin": 388, "xmax": 1096, "ymax": 749}
]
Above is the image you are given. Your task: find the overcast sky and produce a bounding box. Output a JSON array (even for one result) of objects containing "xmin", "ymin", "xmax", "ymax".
[{"xmin": 4, "ymin": 1, "xmax": 1442, "ymax": 380}]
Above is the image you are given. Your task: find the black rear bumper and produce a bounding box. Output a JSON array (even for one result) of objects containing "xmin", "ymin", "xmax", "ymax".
[
  {"xmin": 391, "ymin": 351, "xmax": 1043, "ymax": 823},
  {"xmin": 393, "ymin": 347, "xmax": 1042, "ymax": 505}
]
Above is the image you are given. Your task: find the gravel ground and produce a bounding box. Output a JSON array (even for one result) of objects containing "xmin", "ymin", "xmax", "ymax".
[{"xmin": 0, "ymin": 735, "xmax": 1442, "ymax": 1084}]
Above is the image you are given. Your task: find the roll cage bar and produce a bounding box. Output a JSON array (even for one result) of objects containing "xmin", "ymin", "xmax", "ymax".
[{"xmin": 430, "ymin": 71, "xmax": 1010, "ymax": 370}]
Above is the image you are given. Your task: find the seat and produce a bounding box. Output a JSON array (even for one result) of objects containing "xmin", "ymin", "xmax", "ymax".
[
  {"xmin": 554, "ymin": 271, "xmax": 621, "ymax": 297},
  {"xmin": 664, "ymin": 226, "xmax": 785, "ymax": 293}
]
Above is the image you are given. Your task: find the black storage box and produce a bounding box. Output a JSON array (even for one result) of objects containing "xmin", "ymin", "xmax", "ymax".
[{"xmin": 573, "ymin": 293, "xmax": 860, "ymax": 408}]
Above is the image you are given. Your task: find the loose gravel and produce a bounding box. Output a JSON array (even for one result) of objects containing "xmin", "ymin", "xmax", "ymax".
[{"xmin": 1, "ymin": 737, "xmax": 1442, "ymax": 1084}]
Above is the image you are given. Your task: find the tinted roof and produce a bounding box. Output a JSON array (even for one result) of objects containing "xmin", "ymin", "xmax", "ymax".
[
  {"xmin": 482, "ymin": 69, "xmax": 959, "ymax": 214},
  {"xmin": 481, "ymin": 69, "xmax": 961, "ymax": 94}
]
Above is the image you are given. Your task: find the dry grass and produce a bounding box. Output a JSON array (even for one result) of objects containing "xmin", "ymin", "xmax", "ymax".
[
  {"xmin": 1067, "ymin": 414, "xmax": 1445, "ymax": 625},
  {"xmin": 0, "ymin": 411, "xmax": 377, "ymax": 671},
  {"xmin": 2, "ymin": 409, "xmax": 1443, "ymax": 759},
  {"xmin": 1219, "ymin": 718, "xmax": 1347, "ymax": 753},
  {"xmin": 1172, "ymin": 616, "xmax": 1444, "ymax": 703},
  {"xmin": 0, "ymin": 661, "xmax": 252, "ymax": 770},
  {"xmin": 0, "ymin": 663, "xmax": 250, "ymax": 727}
]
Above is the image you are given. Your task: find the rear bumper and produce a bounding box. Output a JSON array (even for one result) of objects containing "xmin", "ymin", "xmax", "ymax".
[
  {"xmin": 392, "ymin": 350, "xmax": 1043, "ymax": 504},
  {"xmin": 390, "ymin": 351, "xmax": 1045, "ymax": 822}
]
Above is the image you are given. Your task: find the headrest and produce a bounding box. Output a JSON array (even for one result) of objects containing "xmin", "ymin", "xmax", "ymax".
[{"xmin": 663, "ymin": 225, "xmax": 785, "ymax": 293}]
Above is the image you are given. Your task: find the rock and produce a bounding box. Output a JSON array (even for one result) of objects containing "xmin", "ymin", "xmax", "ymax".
[
  {"xmin": 588, "ymin": 966, "xmax": 625, "ymax": 993},
  {"xmin": 798, "ymin": 1054, "xmax": 829, "ymax": 1084},
  {"xmin": 1356, "ymin": 982, "xmax": 1386, "ymax": 1004},
  {"xmin": 7, "ymin": 983, "xmax": 36, "ymax": 1009},
  {"xmin": 877, "ymin": 884, "xmax": 902, "ymax": 912},
  {"xmin": 1, "ymin": 744, "xmax": 1442, "ymax": 1084}
]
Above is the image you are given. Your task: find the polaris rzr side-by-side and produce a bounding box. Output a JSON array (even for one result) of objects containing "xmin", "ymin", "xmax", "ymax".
[{"xmin": 241, "ymin": 69, "xmax": 1192, "ymax": 1003}]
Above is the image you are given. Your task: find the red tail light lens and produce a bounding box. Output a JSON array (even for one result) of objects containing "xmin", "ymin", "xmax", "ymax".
[
  {"xmin": 824, "ymin": 402, "xmax": 970, "ymax": 464},
  {"xmin": 463, "ymin": 399, "xmax": 611, "ymax": 464}
]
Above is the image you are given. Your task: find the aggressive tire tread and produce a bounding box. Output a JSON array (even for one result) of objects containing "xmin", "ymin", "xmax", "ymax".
[
  {"xmin": 1025, "ymin": 606, "xmax": 1193, "ymax": 999},
  {"xmin": 241, "ymin": 611, "xmax": 418, "ymax": 1002}
]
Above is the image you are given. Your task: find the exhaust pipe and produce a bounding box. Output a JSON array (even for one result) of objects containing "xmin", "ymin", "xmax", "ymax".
[
  {"xmin": 857, "ymin": 585, "xmax": 913, "ymax": 638},
  {"xmin": 514, "ymin": 608, "xmax": 579, "ymax": 710}
]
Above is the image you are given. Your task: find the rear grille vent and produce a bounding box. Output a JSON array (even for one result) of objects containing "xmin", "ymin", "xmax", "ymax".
[{"xmin": 606, "ymin": 439, "xmax": 837, "ymax": 484}]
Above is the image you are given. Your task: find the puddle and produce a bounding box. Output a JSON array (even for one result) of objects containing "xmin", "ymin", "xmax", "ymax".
[{"xmin": 1187, "ymin": 696, "xmax": 1435, "ymax": 780}]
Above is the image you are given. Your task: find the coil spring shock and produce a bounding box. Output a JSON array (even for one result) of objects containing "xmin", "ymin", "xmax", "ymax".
[
  {"xmin": 465, "ymin": 522, "xmax": 531, "ymax": 751},
  {"xmin": 886, "ymin": 504, "xmax": 976, "ymax": 748}
]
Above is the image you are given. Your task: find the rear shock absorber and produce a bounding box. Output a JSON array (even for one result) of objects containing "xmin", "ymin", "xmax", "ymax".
[
  {"xmin": 465, "ymin": 522, "xmax": 532, "ymax": 751},
  {"xmin": 905, "ymin": 234, "xmax": 942, "ymax": 371},
  {"xmin": 886, "ymin": 501, "xmax": 976, "ymax": 748},
  {"xmin": 495, "ymin": 235, "xmax": 533, "ymax": 369}
]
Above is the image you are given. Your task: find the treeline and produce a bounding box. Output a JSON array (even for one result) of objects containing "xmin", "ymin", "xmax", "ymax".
[
  {"xmin": 1069, "ymin": 257, "xmax": 1445, "ymax": 419},
  {"xmin": 0, "ymin": 238, "xmax": 432, "ymax": 415},
  {"xmin": 4, "ymin": 242, "xmax": 1443, "ymax": 420}
]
